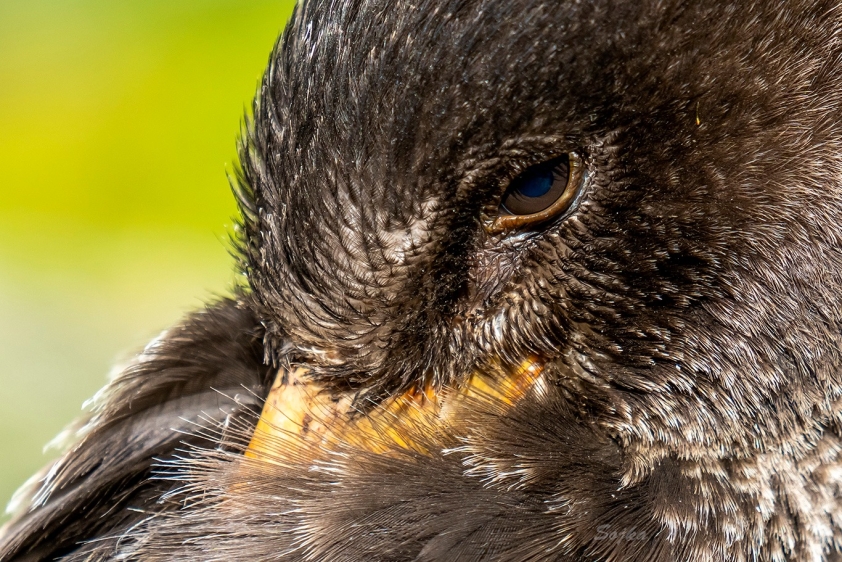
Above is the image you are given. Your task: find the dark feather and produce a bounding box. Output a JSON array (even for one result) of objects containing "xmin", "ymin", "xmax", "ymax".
[{"xmin": 0, "ymin": 298, "xmax": 272, "ymax": 561}]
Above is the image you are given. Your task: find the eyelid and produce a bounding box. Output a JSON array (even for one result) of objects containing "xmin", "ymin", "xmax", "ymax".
[{"xmin": 487, "ymin": 151, "xmax": 584, "ymax": 234}]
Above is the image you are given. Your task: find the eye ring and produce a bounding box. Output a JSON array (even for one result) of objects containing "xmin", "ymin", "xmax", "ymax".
[{"xmin": 488, "ymin": 152, "xmax": 584, "ymax": 233}]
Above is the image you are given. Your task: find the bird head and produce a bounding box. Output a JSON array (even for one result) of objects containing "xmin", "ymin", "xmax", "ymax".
[{"xmin": 237, "ymin": 0, "xmax": 842, "ymax": 474}]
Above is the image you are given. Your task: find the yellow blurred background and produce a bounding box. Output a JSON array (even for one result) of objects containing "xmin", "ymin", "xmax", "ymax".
[{"xmin": 0, "ymin": 0, "xmax": 295, "ymax": 518}]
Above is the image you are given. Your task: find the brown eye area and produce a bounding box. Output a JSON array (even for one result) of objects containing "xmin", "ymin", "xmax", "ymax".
[{"xmin": 491, "ymin": 152, "xmax": 583, "ymax": 232}]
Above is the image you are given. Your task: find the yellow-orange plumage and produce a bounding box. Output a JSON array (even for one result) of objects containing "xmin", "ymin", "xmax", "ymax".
[{"xmin": 246, "ymin": 358, "xmax": 545, "ymax": 459}]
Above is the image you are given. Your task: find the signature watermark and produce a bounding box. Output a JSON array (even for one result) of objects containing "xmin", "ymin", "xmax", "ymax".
[{"xmin": 594, "ymin": 525, "xmax": 648, "ymax": 542}]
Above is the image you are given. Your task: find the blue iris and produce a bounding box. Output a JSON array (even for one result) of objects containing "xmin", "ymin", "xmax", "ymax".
[
  {"xmin": 513, "ymin": 168, "xmax": 553, "ymax": 198},
  {"xmin": 500, "ymin": 155, "xmax": 571, "ymax": 217}
]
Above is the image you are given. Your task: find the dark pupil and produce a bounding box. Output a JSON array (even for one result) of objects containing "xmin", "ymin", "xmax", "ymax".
[
  {"xmin": 518, "ymin": 173, "xmax": 553, "ymax": 198},
  {"xmin": 500, "ymin": 155, "xmax": 570, "ymax": 216}
]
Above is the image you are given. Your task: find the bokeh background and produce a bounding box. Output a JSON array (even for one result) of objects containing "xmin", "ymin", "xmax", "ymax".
[{"xmin": 0, "ymin": 0, "xmax": 296, "ymax": 520}]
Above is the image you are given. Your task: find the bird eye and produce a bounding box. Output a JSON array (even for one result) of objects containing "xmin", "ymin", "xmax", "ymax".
[{"xmin": 491, "ymin": 152, "xmax": 584, "ymax": 232}]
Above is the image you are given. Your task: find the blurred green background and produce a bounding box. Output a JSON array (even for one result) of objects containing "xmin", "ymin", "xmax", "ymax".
[{"xmin": 0, "ymin": 0, "xmax": 295, "ymax": 519}]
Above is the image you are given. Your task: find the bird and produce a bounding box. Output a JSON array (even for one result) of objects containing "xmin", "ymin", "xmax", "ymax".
[{"xmin": 4, "ymin": 0, "xmax": 842, "ymax": 560}]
